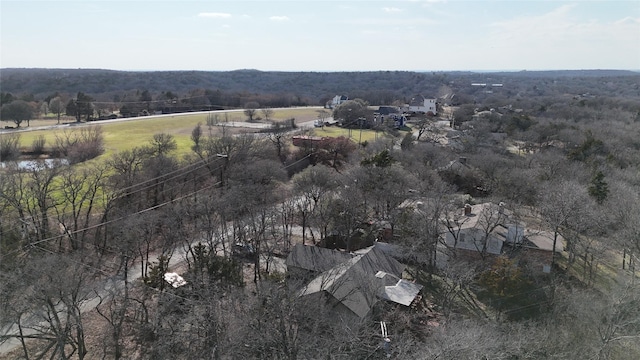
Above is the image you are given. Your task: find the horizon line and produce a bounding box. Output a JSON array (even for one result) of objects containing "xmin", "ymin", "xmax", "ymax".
[{"xmin": 2, "ymin": 67, "xmax": 639, "ymax": 74}]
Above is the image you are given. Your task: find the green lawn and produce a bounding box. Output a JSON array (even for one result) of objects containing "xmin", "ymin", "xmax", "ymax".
[
  {"xmin": 4, "ymin": 107, "xmax": 325, "ymax": 159},
  {"xmin": 310, "ymin": 126, "xmax": 388, "ymax": 144}
]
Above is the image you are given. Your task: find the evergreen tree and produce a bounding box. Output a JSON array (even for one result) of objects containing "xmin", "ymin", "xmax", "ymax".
[{"xmin": 588, "ymin": 170, "xmax": 609, "ymax": 204}]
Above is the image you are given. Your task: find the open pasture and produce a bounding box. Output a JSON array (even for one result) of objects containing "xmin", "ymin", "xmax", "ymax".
[
  {"xmin": 4, "ymin": 107, "xmax": 325, "ymax": 158},
  {"xmin": 310, "ymin": 126, "xmax": 388, "ymax": 145}
]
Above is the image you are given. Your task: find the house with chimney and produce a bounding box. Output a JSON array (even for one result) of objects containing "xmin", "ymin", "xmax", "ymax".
[
  {"xmin": 442, "ymin": 202, "xmax": 565, "ymax": 272},
  {"xmin": 442, "ymin": 203, "xmax": 513, "ymax": 258}
]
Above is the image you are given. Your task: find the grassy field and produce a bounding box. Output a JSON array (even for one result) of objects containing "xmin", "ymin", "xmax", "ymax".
[
  {"xmin": 310, "ymin": 126, "xmax": 391, "ymax": 145},
  {"xmin": 2, "ymin": 107, "xmax": 326, "ymax": 159}
]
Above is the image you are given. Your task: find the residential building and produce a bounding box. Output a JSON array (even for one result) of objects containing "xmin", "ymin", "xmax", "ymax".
[
  {"xmin": 286, "ymin": 244, "xmax": 423, "ymax": 318},
  {"xmin": 443, "ymin": 203, "xmax": 514, "ymax": 257},
  {"xmin": 328, "ymin": 95, "xmax": 348, "ymax": 109},
  {"xmin": 442, "ymin": 202, "xmax": 565, "ymax": 272},
  {"xmin": 505, "ymin": 229, "xmax": 565, "ymax": 273},
  {"xmin": 407, "ymin": 95, "xmax": 437, "ymax": 115}
]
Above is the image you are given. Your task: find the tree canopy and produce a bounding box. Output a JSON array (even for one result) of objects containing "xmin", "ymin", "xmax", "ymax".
[
  {"xmin": 332, "ymin": 98, "xmax": 372, "ymax": 126},
  {"xmin": 0, "ymin": 99, "xmax": 33, "ymax": 127}
]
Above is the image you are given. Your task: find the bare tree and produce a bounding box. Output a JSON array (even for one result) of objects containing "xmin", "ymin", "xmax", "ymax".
[
  {"xmin": 549, "ymin": 280, "xmax": 640, "ymax": 359},
  {"xmin": 0, "ymin": 133, "xmax": 21, "ymax": 161},
  {"xmin": 49, "ymin": 96, "xmax": 66, "ymax": 125},
  {"xmin": 53, "ymin": 126, "xmax": 105, "ymax": 164},
  {"xmin": 55, "ymin": 164, "xmax": 106, "ymax": 250},
  {"xmin": 316, "ymin": 136, "xmax": 357, "ymax": 170},
  {"xmin": 291, "ymin": 165, "xmax": 339, "ymax": 245},
  {"xmin": 192, "ymin": 125, "xmax": 256, "ymax": 186},
  {"xmin": 19, "ymin": 161, "xmax": 64, "ymax": 245},
  {"xmin": 316, "ymin": 109, "xmax": 329, "ymax": 126},
  {"xmin": 226, "ymin": 159, "xmax": 287, "ymax": 283},
  {"xmin": 267, "ymin": 130, "xmax": 288, "ymax": 164},
  {"xmin": 474, "ymin": 203, "xmax": 509, "ymax": 259},
  {"xmin": 1, "ymin": 253, "xmax": 97, "ymax": 360},
  {"xmin": 261, "ymin": 108, "xmax": 274, "ymax": 122},
  {"xmin": 353, "ymin": 159, "xmax": 415, "ymax": 225},
  {"xmin": 149, "ymin": 132, "xmax": 177, "ymax": 156},
  {"xmin": 95, "ymin": 258, "xmax": 132, "ymax": 360},
  {"xmin": 539, "ymin": 180, "xmax": 593, "ymax": 267},
  {"xmin": 399, "ymin": 180, "xmax": 453, "ymax": 274},
  {"xmin": 243, "ymin": 101, "xmax": 260, "ymax": 122}
]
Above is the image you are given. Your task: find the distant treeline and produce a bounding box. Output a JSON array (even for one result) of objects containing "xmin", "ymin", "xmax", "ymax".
[{"xmin": 1, "ymin": 68, "xmax": 638, "ymax": 111}]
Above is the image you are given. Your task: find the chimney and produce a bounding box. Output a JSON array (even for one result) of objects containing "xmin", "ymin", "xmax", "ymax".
[{"xmin": 464, "ymin": 204, "xmax": 472, "ymax": 216}]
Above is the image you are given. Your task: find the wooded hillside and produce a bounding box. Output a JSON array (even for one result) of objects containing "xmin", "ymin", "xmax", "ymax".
[{"xmin": 2, "ymin": 68, "xmax": 638, "ymax": 105}]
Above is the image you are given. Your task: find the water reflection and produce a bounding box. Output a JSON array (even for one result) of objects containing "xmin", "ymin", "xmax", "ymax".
[{"xmin": 0, "ymin": 158, "xmax": 69, "ymax": 170}]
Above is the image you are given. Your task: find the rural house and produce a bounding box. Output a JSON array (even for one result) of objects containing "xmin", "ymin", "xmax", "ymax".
[
  {"xmin": 443, "ymin": 202, "xmax": 516, "ymax": 257},
  {"xmin": 443, "ymin": 202, "xmax": 565, "ymax": 272},
  {"xmin": 327, "ymin": 95, "xmax": 348, "ymax": 109},
  {"xmin": 407, "ymin": 95, "xmax": 437, "ymax": 115},
  {"xmin": 286, "ymin": 244, "xmax": 423, "ymax": 318},
  {"xmin": 505, "ymin": 229, "xmax": 565, "ymax": 273}
]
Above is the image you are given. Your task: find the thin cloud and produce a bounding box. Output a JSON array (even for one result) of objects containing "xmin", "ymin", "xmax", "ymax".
[
  {"xmin": 485, "ymin": 3, "xmax": 640, "ymax": 69},
  {"xmin": 489, "ymin": 4, "xmax": 579, "ymax": 39},
  {"xmin": 615, "ymin": 16, "xmax": 640, "ymax": 25},
  {"xmin": 270, "ymin": 16, "xmax": 290, "ymax": 21},
  {"xmin": 198, "ymin": 12, "xmax": 232, "ymax": 19},
  {"xmin": 419, "ymin": 0, "xmax": 447, "ymax": 7},
  {"xmin": 342, "ymin": 17, "xmax": 436, "ymax": 26},
  {"xmin": 383, "ymin": 7, "xmax": 402, "ymax": 13}
]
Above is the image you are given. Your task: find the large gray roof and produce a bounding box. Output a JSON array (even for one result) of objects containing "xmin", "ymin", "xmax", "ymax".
[
  {"xmin": 293, "ymin": 245, "xmax": 413, "ymax": 318},
  {"xmin": 286, "ymin": 244, "xmax": 353, "ymax": 273}
]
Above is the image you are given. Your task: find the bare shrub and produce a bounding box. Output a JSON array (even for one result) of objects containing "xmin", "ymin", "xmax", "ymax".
[
  {"xmin": 0, "ymin": 133, "xmax": 21, "ymax": 161},
  {"xmin": 54, "ymin": 126, "xmax": 105, "ymax": 164},
  {"xmin": 31, "ymin": 135, "xmax": 46, "ymax": 155}
]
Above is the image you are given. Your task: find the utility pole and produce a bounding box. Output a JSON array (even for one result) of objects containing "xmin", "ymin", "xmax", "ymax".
[{"xmin": 216, "ymin": 153, "xmax": 228, "ymax": 190}]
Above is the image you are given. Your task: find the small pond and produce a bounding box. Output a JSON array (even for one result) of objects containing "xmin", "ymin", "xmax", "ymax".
[{"xmin": 0, "ymin": 158, "xmax": 69, "ymax": 170}]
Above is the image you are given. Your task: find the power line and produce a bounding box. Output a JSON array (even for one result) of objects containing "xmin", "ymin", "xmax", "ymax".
[
  {"xmin": 0, "ymin": 156, "xmax": 224, "ymax": 228},
  {"xmin": 32, "ymin": 245, "xmax": 116, "ymax": 277},
  {"xmin": 0, "ymin": 180, "xmax": 221, "ymax": 260},
  {"xmin": 1, "ymin": 151, "xmax": 312, "ymax": 261}
]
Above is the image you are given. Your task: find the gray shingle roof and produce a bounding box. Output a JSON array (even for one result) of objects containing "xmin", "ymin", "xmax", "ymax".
[
  {"xmin": 289, "ymin": 245, "xmax": 414, "ymax": 318},
  {"xmin": 285, "ymin": 244, "xmax": 353, "ymax": 272}
]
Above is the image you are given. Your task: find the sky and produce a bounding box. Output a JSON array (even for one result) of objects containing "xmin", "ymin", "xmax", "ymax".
[{"xmin": 1, "ymin": 0, "xmax": 639, "ymax": 72}]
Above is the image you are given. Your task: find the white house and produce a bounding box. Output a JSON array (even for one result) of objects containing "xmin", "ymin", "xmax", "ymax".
[
  {"xmin": 407, "ymin": 95, "xmax": 437, "ymax": 115},
  {"xmin": 328, "ymin": 95, "xmax": 348, "ymax": 109}
]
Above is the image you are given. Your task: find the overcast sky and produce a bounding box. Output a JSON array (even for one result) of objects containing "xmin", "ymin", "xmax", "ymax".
[{"xmin": 1, "ymin": 0, "xmax": 639, "ymax": 72}]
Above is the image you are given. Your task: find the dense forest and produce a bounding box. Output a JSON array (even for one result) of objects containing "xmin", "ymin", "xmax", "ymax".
[
  {"xmin": 1, "ymin": 68, "xmax": 639, "ymax": 110},
  {"xmin": 1, "ymin": 69, "xmax": 640, "ymax": 359}
]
